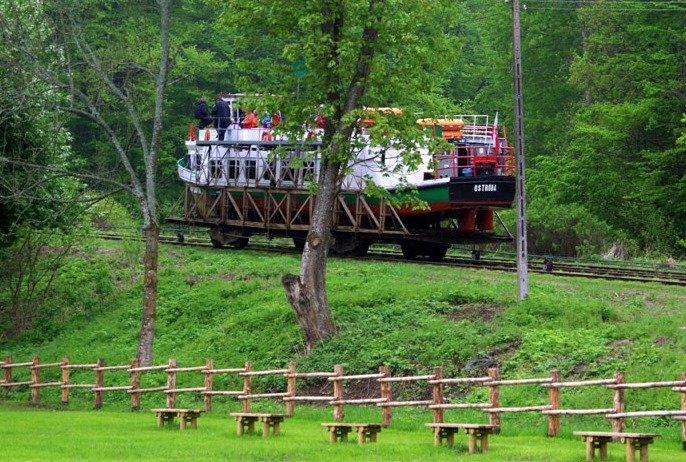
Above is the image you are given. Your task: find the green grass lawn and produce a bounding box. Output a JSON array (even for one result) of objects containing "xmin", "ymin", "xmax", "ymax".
[{"xmin": 1, "ymin": 404, "xmax": 684, "ymax": 461}]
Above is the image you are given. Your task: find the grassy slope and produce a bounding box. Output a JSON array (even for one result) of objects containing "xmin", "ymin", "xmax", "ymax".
[{"xmin": 1, "ymin": 239, "xmax": 685, "ymax": 456}]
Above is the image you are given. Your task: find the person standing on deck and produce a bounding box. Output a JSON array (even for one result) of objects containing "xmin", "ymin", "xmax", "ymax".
[
  {"xmin": 211, "ymin": 93, "xmax": 231, "ymax": 140},
  {"xmin": 260, "ymin": 112, "xmax": 271, "ymax": 128},
  {"xmin": 242, "ymin": 110, "xmax": 258, "ymax": 129},
  {"xmin": 194, "ymin": 97, "xmax": 213, "ymax": 129}
]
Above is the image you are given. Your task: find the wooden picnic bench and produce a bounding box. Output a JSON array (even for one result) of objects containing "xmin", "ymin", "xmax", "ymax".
[
  {"xmin": 425, "ymin": 423, "xmax": 496, "ymax": 453},
  {"xmin": 321, "ymin": 423, "xmax": 382, "ymax": 444},
  {"xmin": 229, "ymin": 413, "xmax": 288, "ymax": 437},
  {"xmin": 151, "ymin": 408, "xmax": 202, "ymax": 430},
  {"xmin": 574, "ymin": 431, "xmax": 659, "ymax": 462}
]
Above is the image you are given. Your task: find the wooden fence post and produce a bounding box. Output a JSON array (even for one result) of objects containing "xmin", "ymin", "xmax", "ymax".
[
  {"xmin": 2, "ymin": 356, "xmax": 11, "ymax": 399},
  {"xmin": 286, "ymin": 362, "xmax": 296, "ymax": 416},
  {"xmin": 94, "ymin": 358, "xmax": 104, "ymax": 409},
  {"xmin": 681, "ymin": 372, "xmax": 686, "ymax": 451},
  {"xmin": 612, "ymin": 371, "xmax": 625, "ymax": 434},
  {"xmin": 166, "ymin": 358, "xmax": 177, "ymax": 408},
  {"xmin": 61, "ymin": 356, "xmax": 70, "ymax": 405},
  {"xmin": 432, "ymin": 366, "xmax": 444, "ymax": 424},
  {"xmin": 204, "ymin": 359, "xmax": 213, "ymax": 412},
  {"xmin": 30, "ymin": 356, "xmax": 40, "ymax": 405},
  {"xmin": 130, "ymin": 358, "xmax": 140, "ymax": 411},
  {"xmin": 547, "ymin": 369, "xmax": 560, "ymax": 437},
  {"xmin": 242, "ymin": 361, "xmax": 252, "ymax": 413},
  {"xmin": 488, "ymin": 367, "xmax": 501, "ymax": 432},
  {"xmin": 333, "ymin": 364, "xmax": 344, "ymax": 421},
  {"xmin": 379, "ymin": 365, "xmax": 391, "ymax": 427}
]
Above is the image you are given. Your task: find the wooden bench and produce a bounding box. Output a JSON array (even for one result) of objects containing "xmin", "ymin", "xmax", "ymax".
[
  {"xmin": 574, "ymin": 431, "xmax": 659, "ymax": 462},
  {"xmin": 321, "ymin": 423, "xmax": 382, "ymax": 444},
  {"xmin": 151, "ymin": 408, "xmax": 202, "ymax": 430},
  {"xmin": 425, "ymin": 423, "xmax": 496, "ymax": 453},
  {"xmin": 230, "ymin": 413, "xmax": 288, "ymax": 438}
]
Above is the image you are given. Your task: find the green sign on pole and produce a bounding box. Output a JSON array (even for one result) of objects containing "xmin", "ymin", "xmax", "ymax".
[{"xmin": 291, "ymin": 57, "xmax": 307, "ymax": 79}]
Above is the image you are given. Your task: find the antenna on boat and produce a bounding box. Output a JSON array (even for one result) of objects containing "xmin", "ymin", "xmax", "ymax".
[{"xmin": 489, "ymin": 112, "xmax": 499, "ymax": 152}]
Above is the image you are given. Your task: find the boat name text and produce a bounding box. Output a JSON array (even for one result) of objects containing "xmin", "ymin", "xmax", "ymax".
[{"xmin": 474, "ymin": 184, "xmax": 497, "ymax": 192}]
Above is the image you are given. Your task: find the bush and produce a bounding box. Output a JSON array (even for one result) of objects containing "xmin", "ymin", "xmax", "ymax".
[{"xmin": 526, "ymin": 202, "xmax": 618, "ymax": 257}]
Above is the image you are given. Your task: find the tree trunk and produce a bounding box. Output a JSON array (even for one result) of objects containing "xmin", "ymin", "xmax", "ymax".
[
  {"xmin": 137, "ymin": 222, "xmax": 159, "ymax": 366},
  {"xmin": 136, "ymin": 0, "xmax": 169, "ymax": 367},
  {"xmin": 282, "ymin": 0, "xmax": 384, "ymax": 352},
  {"xmin": 282, "ymin": 162, "xmax": 339, "ymax": 352}
]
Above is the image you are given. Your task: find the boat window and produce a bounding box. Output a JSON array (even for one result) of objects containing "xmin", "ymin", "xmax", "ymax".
[
  {"xmin": 209, "ymin": 160, "xmax": 223, "ymax": 179},
  {"xmin": 227, "ymin": 159, "xmax": 240, "ymax": 180},
  {"xmin": 245, "ymin": 160, "xmax": 257, "ymax": 180},
  {"xmin": 458, "ymin": 147, "xmax": 469, "ymax": 166},
  {"xmin": 281, "ymin": 159, "xmax": 296, "ymax": 183},
  {"xmin": 303, "ymin": 161, "xmax": 316, "ymax": 182},
  {"xmin": 263, "ymin": 160, "xmax": 277, "ymax": 181}
]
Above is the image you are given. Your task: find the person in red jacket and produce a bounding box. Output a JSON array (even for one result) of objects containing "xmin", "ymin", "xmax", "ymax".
[
  {"xmin": 271, "ymin": 111, "xmax": 282, "ymax": 127},
  {"xmin": 242, "ymin": 110, "xmax": 258, "ymax": 128}
]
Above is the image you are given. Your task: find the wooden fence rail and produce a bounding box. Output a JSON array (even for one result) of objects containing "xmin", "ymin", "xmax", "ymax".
[{"xmin": 1, "ymin": 355, "xmax": 684, "ymax": 448}]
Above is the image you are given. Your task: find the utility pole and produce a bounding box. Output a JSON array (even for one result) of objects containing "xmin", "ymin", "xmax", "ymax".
[{"xmin": 512, "ymin": 0, "xmax": 529, "ymax": 300}]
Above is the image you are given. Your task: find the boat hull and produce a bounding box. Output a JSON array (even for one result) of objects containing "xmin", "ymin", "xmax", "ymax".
[{"xmin": 177, "ymin": 175, "xmax": 514, "ymax": 236}]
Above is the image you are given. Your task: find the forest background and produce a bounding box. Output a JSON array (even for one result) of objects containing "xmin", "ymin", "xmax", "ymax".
[
  {"xmin": 4, "ymin": 0, "xmax": 683, "ymax": 257},
  {"xmin": 0, "ymin": 0, "xmax": 685, "ymax": 343}
]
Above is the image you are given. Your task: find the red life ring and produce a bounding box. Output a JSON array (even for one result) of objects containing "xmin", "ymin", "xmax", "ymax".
[{"xmin": 261, "ymin": 130, "xmax": 272, "ymax": 141}]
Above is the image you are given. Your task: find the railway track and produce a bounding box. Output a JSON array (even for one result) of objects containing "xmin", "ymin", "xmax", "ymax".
[{"xmin": 97, "ymin": 232, "xmax": 686, "ymax": 287}]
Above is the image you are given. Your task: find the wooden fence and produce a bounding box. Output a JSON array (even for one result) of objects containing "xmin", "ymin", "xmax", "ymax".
[{"xmin": 2, "ymin": 355, "xmax": 685, "ymax": 447}]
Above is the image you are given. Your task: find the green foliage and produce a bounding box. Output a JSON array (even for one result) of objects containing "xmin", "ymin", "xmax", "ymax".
[
  {"xmin": 507, "ymin": 329, "xmax": 610, "ymax": 376},
  {"xmin": 525, "ymin": 200, "xmax": 616, "ymax": 257},
  {"xmin": 54, "ymin": 258, "xmax": 114, "ymax": 308},
  {"xmin": 0, "ymin": 227, "xmax": 93, "ymax": 342},
  {"xmin": 444, "ymin": 0, "xmax": 686, "ymax": 258},
  {"xmin": 531, "ymin": 2, "xmax": 686, "ymax": 256},
  {"xmin": 87, "ymin": 196, "xmax": 138, "ymax": 229},
  {"xmin": 212, "ymin": 0, "xmax": 462, "ymax": 177},
  {"xmin": 0, "ymin": 0, "xmax": 82, "ymax": 247}
]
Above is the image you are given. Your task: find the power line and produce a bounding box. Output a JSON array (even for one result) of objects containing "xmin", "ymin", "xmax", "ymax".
[
  {"xmin": 526, "ymin": 0, "xmax": 686, "ymax": 3},
  {"xmin": 520, "ymin": 0, "xmax": 686, "ymax": 11},
  {"xmin": 525, "ymin": 7, "xmax": 686, "ymax": 10}
]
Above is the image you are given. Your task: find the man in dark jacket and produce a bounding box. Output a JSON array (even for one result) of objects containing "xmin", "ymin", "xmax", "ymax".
[
  {"xmin": 211, "ymin": 93, "xmax": 231, "ymax": 141},
  {"xmin": 194, "ymin": 97, "xmax": 213, "ymax": 129}
]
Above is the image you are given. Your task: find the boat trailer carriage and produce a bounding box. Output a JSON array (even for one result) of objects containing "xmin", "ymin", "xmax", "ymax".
[{"xmin": 167, "ymin": 104, "xmax": 516, "ymax": 261}]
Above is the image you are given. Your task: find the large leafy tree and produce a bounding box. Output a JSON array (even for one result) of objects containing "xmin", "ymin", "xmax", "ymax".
[
  {"xmin": 66, "ymin": 0, "xmax": 234, "ymax": 209},
  {"xmin": 480, "ymin": 1, "xmax": 686, "ymax": 257},
  {"xmin": 216, "ymin": 0, "xmax": 460, "ymax": 350},
  {"xmin": 0, "ymin": 0, "xmax": 84, "ymax": 338},
  {"xmin": 0, "ymin": 0, "xmax": 77, "ymax": 243},
  {"xmin": 561, "ymin": 2, "xmax": 686, "ymax": 254},
  {"xmin": 1, "ymin": 0, "xmax": 174, "ymax": 364}
]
